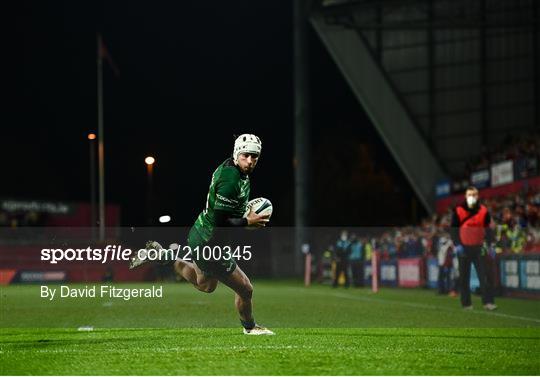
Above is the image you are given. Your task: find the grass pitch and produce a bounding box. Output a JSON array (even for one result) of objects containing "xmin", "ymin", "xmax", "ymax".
[{"xmin": 1, "ymin": 281, "xmax": 540, "ymax": 375}]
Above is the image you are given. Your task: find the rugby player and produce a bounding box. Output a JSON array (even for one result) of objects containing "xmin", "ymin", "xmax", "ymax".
[{"xmin": 130, "ymin": 134, "xmax": 274, "ymax": 335}]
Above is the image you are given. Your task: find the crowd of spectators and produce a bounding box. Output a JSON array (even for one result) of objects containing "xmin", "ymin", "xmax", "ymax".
[
  {"xmin": 325, "ymin": 188, "xmax": 540, "ymax": 291},
  {"xmin": 330, "ymin": 186, "xmax": 540, "ymax": 267},
  {"xmin": 465, "ymin": 134, "xmax": 539, "ymax": 179},
  {"xmin": 344, "ymin": 133, "xmax": 540, "ymax": 260},
  {"xmin": 439, "ymin": 187, "xmax": 540, "ymax": 254}
]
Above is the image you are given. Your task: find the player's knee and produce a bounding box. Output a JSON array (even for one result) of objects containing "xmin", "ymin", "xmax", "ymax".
[
  {"xmin": 202, "ymin": 285, "xmax": 216, "ymax": 293},
  {"xmin": 198, "ymin": 280, "xmax": 217, "ymax": 293}
]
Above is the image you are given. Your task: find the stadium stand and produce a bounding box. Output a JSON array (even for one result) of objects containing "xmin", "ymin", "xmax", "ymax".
[{"xmin": 321, "ymin": 133, "xmax": 540, "ymax": 294}]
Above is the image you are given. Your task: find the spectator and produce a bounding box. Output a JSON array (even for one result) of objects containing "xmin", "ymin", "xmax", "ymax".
[
  {"xmin": 348, "ymin": 234, "xmax": 364, "ymax": 287},
  {"xmin": 318, "ymin": 245, "xmax": 334, "ymax": 283},
  {"xmin": 332, "ymin": 230, "xmax": 351, "ymax": 288},
  {"xmin": 436, "ymin": 233, "xmax": 454, "ymax": 295},
  {"xmin": 451, "ymin": 186, "xmax": 497, "ymax": 311},
  {"xmin": 401, "ymin": 231, "xmax": 423, "ymax": 258}
]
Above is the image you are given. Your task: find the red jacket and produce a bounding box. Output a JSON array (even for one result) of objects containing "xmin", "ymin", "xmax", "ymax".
[{"xmin": 453, "ymin": 204, "xmax": 491, "ymax": 246}]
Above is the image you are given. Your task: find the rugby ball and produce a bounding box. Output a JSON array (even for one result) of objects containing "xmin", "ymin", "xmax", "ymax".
[{"xmin": 244, "ymin": 197, "xmax": 273, "ymax": 219}]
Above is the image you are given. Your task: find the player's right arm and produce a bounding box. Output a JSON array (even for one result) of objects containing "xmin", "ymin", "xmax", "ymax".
[
  {"xmin": 214, "ymin": 210, "xmax": 247, "ymax": 227},
  {"xmin": 214, "ymin": 209, "xmax": 268, "ymax": 227}
]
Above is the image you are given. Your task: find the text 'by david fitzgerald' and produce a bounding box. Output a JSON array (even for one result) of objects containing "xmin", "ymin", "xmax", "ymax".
[{"xmin": 40, "ymin": 285, "xmax": 163, "ymax": 301}]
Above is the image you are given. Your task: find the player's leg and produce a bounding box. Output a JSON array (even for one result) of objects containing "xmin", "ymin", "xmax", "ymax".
[
  {"xmin": 219, "ymin": 265, "xmax": 253, "ymax": 324},
  {"xmin": 173, "ymin": 259, "xmax": 218, "ymax": 293},
  {"xmin": 173, "ymin": 259, "xmax": 198, "ymax": 285},
  {"xmin": 129, "ymin": 240, "xmax": 216, "ymax": 292},
  {"xmin": 219, "ymin": 265, "xmax": 274, "ymax": 335},
  {"xmin": 129, "ymin": 238, "xmax": 219, "ymax": 292},
  {"xmin": 174, "ymin": 228, "xmax": 220, "ymax": 293}
]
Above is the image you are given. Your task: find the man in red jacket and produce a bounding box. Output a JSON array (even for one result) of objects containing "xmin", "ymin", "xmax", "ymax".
[{"xmin": 451, "ymin": 186, "xmax": 497, "ymax": 310}]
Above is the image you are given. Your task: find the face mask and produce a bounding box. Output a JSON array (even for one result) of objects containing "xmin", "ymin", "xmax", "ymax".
[{"xmin": 466, "ymin": 196, "xmax": 477, "ymax": 207}]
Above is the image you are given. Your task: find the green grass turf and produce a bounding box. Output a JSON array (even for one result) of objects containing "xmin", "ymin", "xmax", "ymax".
[{"xmin": 1, "ymin": 281, "xmax": 540, "ymax": 375}]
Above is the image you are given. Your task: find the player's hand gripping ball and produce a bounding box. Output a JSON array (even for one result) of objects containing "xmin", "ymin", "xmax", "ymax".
[{"xmin": 244, "ymin": 197, "xmax": 273, "ymax": 220}]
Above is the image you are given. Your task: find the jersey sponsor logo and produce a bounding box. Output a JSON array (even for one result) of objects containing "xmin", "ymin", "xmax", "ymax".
[
  {"xmin": 216, "ymin": 202, "xmax": 235, "ymax": 209},
  {"xmin": 216, "ymin": 194, "xmax": 238, "ymax": 204}
]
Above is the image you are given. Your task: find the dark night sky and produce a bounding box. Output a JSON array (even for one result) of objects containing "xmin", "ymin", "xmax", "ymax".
[{"xmin": 8, "ymin": 1, "xmax": 419, "ymax": 227}]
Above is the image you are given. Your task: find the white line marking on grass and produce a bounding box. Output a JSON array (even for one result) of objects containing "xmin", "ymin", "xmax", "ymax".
[
  {"xmin": 23, "ymin": 345, "xmax": 305, "ymax": 354},
  {"xmin": 7, "ymin": 344, "xmax": 519, "ymax": 355},
  {"xmin": 468, "ymin": 310, "xmax": 540, "ymax": 323},
  {"xmin": 301, "ymin": 289, "xmax": 540, "ymax": 324},
  {"xmin": 77, "ymin": 326, "xmax": 94, "ymax": 331},
  {"xmin": 333, "ymin": 292, "xmax": 540, "ymax": 324}
]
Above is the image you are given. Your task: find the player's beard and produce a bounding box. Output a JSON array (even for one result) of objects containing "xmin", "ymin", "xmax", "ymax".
[{"xmin": 242, "ymin": 165, "xmax": 254, "ymax": 174}]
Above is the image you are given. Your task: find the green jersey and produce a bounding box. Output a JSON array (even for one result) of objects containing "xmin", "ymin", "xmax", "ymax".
[{"xmin": 192, "ymin": 158, "xmax": 250, "ymax": 242}]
